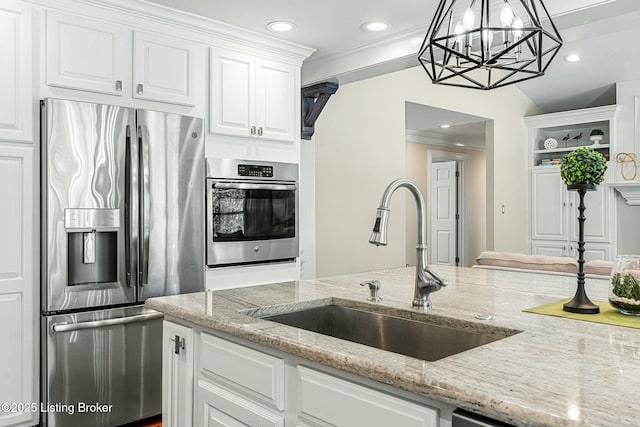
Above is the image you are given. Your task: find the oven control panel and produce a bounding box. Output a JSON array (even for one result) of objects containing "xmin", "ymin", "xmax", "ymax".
[{"xmin": 238, "ymin": 164, "xmax": 274, "ymax": 178}]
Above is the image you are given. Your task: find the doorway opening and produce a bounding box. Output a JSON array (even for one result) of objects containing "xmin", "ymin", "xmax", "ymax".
[{"xmin": 405, "ymin": 101, "xmax": 489, "ymax": 267}]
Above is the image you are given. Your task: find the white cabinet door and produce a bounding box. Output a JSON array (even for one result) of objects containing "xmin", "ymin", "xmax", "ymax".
[
  {"xmin": 210, "ymin": 47, "xmax": 255, "ymax": 137},
  {"xmin": 0, "ymin": 145, "xmax": 35, "ymax": 427},
  {"xmin": 255, "ymin": 58, "xmax": 296, "ymax": 142},
  {"xmin": 0, "ymin": 1, "xmax": 32, "ymax": 142},
  {"xmin": 531, "ymin": 240, "xmax": 568, "ymax": 257},
  {"xmin": 133, "ymin": 31, "xmax": 196, "ymax": 106},
  {"xmin": 296, "ymin": 366, "xmax": 438, "ymax": 427},
  {"xmin": 568, "ymin": 242, "xmax": 611, "ymax": 261},
  {"xmin": 531, "ymin": 168, "xmax": 567, "ymax": 241},
  {"xmin": 163, "ymin": 321, "xmax": 194, "ymax": 427},
  {"xmin": 46, "ymin": 11, "xmax": 129, "ymax": 96},
  {"xmin": 569, "ymin": 187, "xmax": 611, "ymax": 242},
  {"xmin": 196, "ymin": 380, "xmax": 284, "ymax": 427}
]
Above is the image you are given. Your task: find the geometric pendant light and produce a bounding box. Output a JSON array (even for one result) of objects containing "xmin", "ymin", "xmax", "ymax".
[{"xmin": 418, "ymin": 0, "xmax": 563, "ymax": 90}]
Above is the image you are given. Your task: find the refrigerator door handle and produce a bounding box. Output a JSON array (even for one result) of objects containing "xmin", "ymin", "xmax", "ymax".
[
  {"xmin": 138, "ymin": 125, "xmax": 150, "ymax": 287},
  {"xmin": 125, "ymin": 124, "xmax": 139, "ymax": 288},
  {"xmin": 51, "ymin": 311, "xmax": 164, "ymax": 333}
]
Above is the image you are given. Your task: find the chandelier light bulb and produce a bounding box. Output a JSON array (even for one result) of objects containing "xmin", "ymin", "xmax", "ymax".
[
  {"xmin": 512, "ymin": 16, "xmax": 523, "ymax": 39},
  {"xmin": 500, "ymin": 2, "xmax": 514, "ymax": 27},
  {"xmin": 454, "ymin": 22, "xmax": 464, "ymax": 45},
  {"xmin": 462, "ymin": 8, "xmax": 475, "ymax": 30}
]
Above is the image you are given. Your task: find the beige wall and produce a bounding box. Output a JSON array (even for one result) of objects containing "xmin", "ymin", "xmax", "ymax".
[
  {"xmin": 314, "ymin": 66, "xmax": 539, "ymax": 277},
  {"xmin": 405, "ymin": 143, "xmax": 486, "ymax": 268}
]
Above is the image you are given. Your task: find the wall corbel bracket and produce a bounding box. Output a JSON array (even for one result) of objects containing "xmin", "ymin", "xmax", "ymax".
[{"xmin": 301, "ymin": 81, "xmax": 338, "ymax": 140}]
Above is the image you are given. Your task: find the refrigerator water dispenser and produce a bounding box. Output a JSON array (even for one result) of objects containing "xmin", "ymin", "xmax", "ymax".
[{"xmin": 64, "ymin": 208, "xmax": 120, "ymax": 286}]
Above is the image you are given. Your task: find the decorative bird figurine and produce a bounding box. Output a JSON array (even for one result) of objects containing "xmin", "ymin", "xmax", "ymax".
[
  {"xmin": 562, "ymin": 133, "xmax": 571, "ymax": 142},
  {"xmin": 572, "ymin": 132, "xmax": 583, "ymax": 143}
]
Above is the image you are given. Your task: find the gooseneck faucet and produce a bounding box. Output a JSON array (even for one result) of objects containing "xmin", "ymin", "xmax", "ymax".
[{"xmin": 369, "ymin": 179, "xmax": 447, "ymax": 310}]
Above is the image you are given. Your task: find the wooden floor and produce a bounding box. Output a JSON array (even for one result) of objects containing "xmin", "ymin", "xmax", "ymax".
[{"xmin": 119, "ymin": 415, "xmax": 161, "ymax": 427}]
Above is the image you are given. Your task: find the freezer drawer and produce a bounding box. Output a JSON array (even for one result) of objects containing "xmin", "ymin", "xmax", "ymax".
[{"xmin": 42, "ymin": 306, "xmax": 163, "ymax": 427}]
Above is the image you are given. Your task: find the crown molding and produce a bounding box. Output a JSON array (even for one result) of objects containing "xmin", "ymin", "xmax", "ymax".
[
  {"xmin": 27, "ymin": 0, "xmax": 315, "ymax": 63},
  {"xmin": 302, "ymin": 27, "xmax": 425, "ymax": 86},
  {"xmin": 524, "ymin": 105, "xmax": 622, "ymax": 128}
]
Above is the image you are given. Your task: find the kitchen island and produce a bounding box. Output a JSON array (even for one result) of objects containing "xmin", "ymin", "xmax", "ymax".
[{"xmin": 146, "ymin": 266, "xmax": 639, "ymax": 426}]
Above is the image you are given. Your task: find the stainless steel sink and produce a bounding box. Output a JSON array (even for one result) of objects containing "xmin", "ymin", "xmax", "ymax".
[{"xmin": 260, "ymin": 303, "xmax": 518, "ymax": 361}]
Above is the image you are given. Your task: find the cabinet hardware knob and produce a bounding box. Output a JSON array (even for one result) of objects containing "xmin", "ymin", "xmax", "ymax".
[
  {"xmin": 174, "ymin": 335, "xmax": 185, "ymax": 355},
  {"xmin": 250, "ymin": 126, "xmax": 256, "ymax": 135},
  {"xmin": 115, "ymin": 80, "xmax": 122, "ymax": 91},
  {"xmin": 257, "ymin": 127, "xmax": 263, "ymax": 136},
  {"xmin": 137, "ymin": 84, "xmax": 144, "ymax": 95}
]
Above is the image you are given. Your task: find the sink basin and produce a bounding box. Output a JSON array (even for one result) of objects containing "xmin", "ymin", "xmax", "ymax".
[{"xmin": 259, "ymin": 303, "xmax": 518, "ymax": 361}]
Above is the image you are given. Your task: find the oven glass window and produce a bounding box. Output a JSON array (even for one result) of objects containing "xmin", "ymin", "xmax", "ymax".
[{"xmin": 211, "ymin": 188, "xmax": 295, "ymax": 241}]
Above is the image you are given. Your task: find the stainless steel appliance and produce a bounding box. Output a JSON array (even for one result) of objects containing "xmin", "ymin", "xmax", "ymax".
[
  {"xmin": 41, "ymin": 98, "xmax": 205, "ymax": 426},
  {"xmin": 206, "ymin": 158, "xmax": 298, "ymax": 267}
]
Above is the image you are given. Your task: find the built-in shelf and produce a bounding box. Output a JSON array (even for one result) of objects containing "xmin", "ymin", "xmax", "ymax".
[
  {"xmin": 533, "ymin": 144, "xmax": 610, "ymax": 154},
  {"xmin": 611, "ymin": 182, "xmax": 640, "ymax": 206}
]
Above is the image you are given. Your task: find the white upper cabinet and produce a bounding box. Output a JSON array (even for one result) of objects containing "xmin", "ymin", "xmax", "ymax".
[
  {"xmin": 0, "ymin": 1, "xmax": 32, "ymax": 142},
  {"xmin": 210, "ymin": 47, "xmax": 297, "ymax": 143},
  {"xmin": 133, "ymin": 31, "xmax": 196, "ymax": 106},
  {"xmin": 210, "ymin": 48, "xmax": 256, "ymax": 137},
  {"xmin": 46, "ymin": 11, "xmax": 129, "ymax": 96},
  {"xmin": 255, "ymin": 58, "xmax": 296, "ymax": 142},
  {"xmin": 47, "ymin": 14, "xmax": 197, "ymax": 106}
]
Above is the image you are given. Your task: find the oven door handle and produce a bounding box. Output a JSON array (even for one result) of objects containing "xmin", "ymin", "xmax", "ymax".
[
  {"xmin": 51, "ymin": 312, "xmax": 164, "ymax": 333},
  {"xmin": 213, "ymin": 182, "xmax": 297, "ymax": 191}
]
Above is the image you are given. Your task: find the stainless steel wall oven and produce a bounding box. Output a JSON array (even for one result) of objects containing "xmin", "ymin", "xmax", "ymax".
[{"xmin": 206, "ymin": 158, "xmax": 299, "ymax": 267}]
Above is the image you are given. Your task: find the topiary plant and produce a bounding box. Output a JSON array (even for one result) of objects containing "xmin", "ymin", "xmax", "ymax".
[
  {"xmin": 560, "ymin": 147, "xmax": 607, "ymax": 186},
  {"xmin": 590, "ymin": 129, "xmax": 604, "ymax": 136}
]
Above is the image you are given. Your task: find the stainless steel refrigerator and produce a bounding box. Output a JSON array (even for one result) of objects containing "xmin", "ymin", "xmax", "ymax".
[{"xmin": 40, "ymin": 98, "xmax": 205, "ymax": 427}]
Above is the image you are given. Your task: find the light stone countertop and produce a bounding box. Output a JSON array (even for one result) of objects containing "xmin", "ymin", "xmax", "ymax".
[{"xmin": 146, "ymin": 266, "xmax": 640, "ymax": 427}]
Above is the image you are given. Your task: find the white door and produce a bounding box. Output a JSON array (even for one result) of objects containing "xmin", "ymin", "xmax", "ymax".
[
  {"xmin": 0, "ymin": 145, "xmax": 36, "ymax": 427},
  {"xmin": 46, "ymin": 11, "xmax": 129, "ymax": 96},
  {"xmin": 133, "ymin": 31, "xmax": 196, "ymax": 106},
  {"xmin": 209, "ymin": 47, "xmax": 255, "ymax": 137},
  {"xmin": 163, "ymin": 321, "xmax": 194, "ymax": 427},
  {"xmin": 430, "ymin": 161, "xmax": 457, "ymax": 265},
  {"xmin": 255, "ymin": 58, "xmax": 297, "ymax": 142},
  {"xmin": 0, "ymin": 1, "xmax": 32, "ymax": 142},
  {"xmin": 531, "ymin": 168, "xmax": 567, "ymax": 241}
]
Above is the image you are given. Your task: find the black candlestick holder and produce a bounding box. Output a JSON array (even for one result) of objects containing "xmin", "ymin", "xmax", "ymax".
[{"xmin": 563, "ymin": 183, "xmax": 600, "ymax": 314}]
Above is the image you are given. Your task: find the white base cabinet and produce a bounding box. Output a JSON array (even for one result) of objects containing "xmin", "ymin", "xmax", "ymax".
[
  {"xmin": 163, "ymin": 321, "xmax": 194, "ymax": 427},
  {"xmin": 0, "ymin": 144, "xmax": 35, "ymax": 427},
  {"xmin": 162, "ymin": 320, "xmax": 451, "ymax": 427},
  {"xmin": 530, "ymin": 167, "xmax": 615, "ymax": 260},
  {"xmin": 296, "ymin": 366, "xmax": 438, "ymax": 427}
]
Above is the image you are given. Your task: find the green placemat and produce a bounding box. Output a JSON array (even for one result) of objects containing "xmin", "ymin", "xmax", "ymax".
[{"xmin": 523, "ymin": 300, "xmax": 640, "ymax": 329}]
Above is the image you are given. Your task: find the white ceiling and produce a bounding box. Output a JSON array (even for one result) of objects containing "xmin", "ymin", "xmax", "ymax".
[{"xmin": 146, "ymin": 0, "xmax": 640, "ymax": 112}]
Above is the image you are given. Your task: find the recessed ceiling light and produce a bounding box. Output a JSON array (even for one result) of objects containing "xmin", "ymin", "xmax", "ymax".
[
  {"xmin": 266, "ymin": 21, "xmax": 296, "ymax": 32},
  {"xmin": 440, "ymin": 124, "xmax": 451, "ymax": 128},
  {"xmin": 361, "ymin": 21, "xmax": 389, "ymax": 32},
  {"xmin": 564, "ymin": 54, "xmax": 581, "ymax": 63},
  {"xmin": 455, "ymin": 143, "xmax": 465, "ymax": 147}
]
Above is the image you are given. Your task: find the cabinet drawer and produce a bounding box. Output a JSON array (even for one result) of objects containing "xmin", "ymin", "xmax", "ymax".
[
  {"xmin": 196, "ymin": 379, "xmax": 284, "ymax": 427},
  {"xmin": 199, "ymin": 332, "xmax": 284, "ymax": 410},
  {"xmin": 297, "ymin": 366, "xmax": 438, "ymax": 427}
]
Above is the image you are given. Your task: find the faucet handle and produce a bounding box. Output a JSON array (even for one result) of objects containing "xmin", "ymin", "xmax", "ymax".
[{"xmin": 360, "ymin": 280, "xmax": 382, "ymax": 302}]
